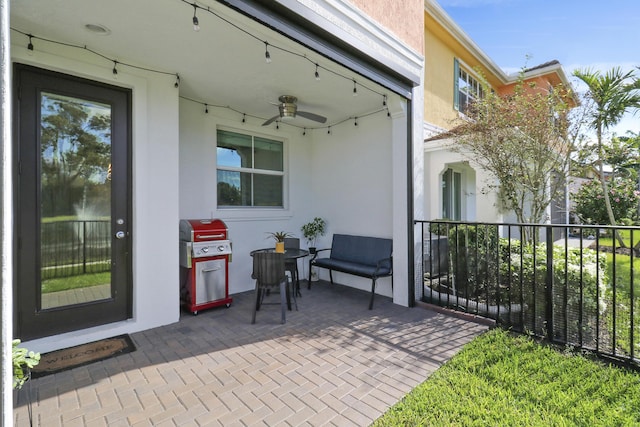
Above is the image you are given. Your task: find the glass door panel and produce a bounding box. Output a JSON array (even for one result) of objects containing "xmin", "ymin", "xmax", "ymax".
[{"xmin": 40, "ymin": 92, "xmax": 113, "ymax": 309}]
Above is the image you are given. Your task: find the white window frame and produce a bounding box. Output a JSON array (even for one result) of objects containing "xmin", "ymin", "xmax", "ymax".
[
  {"xmin": 453, "ymin": 58, "xmax": 484, "ymax": 116},
  {"xmin": 216, "ymin": 127, "xmax": 286, "ymax": 209}
]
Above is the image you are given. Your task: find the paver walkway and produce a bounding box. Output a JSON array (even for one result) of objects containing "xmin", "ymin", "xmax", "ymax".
[{"xmin": 14, "ymin": 281, "xmax": 488, "ymax": 426}]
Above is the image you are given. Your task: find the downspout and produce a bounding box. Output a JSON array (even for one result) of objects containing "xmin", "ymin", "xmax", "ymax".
[{"xmin": 0, "ymin": 0, "xmax": 12, "ymax": 422}]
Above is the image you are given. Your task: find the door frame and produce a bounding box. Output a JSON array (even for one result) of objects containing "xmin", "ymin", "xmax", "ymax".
[{"xmin": 13, "ymin": 63, "xmax": 132, "ymax": 340}]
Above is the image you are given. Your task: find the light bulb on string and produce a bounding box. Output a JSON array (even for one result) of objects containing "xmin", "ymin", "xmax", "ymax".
[
  {"xmin": 303, "ymin": 128, "xmax": 306, "ymax": 136},
  {"xmin": 112, "ymin": 61, "xmax": 118, "ymax": 79},
  {"xmin": 327, "ymin": 126, "xmax": 331, "ymax": 135},
  {"xmin": 314, "ymin": 63, "xmax": 320, "ymax": 81},
  {"xmin": 27, "ymin": 34, "xmax": 34, "ymax": 55},
  {"xmin": 174, "ymin": 74, "xmax": 180, "ymax": 88},
  {"xmin": 192, "ymin": 5, "xmax": 200, "ymax": 31},
  {"xmin": 264, "ymin": 42, "xmax": 271, "ymax": 63},
  {"xmin": 352, "ymin": 80, "xmax": 358, "ymax": 97},
  {"xmin": 205, "ymin": 104, "xmax": 209, "ymax": 114},
  {"xmin": 354, "ymin": 117, "xmax": 358, "ymax": 126},
  {"xmin": 276, "ymin": 121, "xmax": 279, "ymax": 130},
  {"xmin": 383, "ymin": 95, "xmax": 387, "ymax": 107},
  {"xmin": 242, "ymin": 114, "xmax": 246, "ymax": 123}
]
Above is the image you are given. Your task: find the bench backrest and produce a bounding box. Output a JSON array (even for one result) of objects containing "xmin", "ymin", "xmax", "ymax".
[{"xmin": 330, "ymin": 234, "xmax": 392, "ymax": 267}]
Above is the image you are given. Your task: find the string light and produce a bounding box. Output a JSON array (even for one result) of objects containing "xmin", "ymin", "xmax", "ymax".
[
  {"xmin": 174, "ymin": 74, "xmax": 180, "ymax": 88},
  {"xmin": 192, "ymin": 4, "xmax": 200, "ymax": 31},
  {"xmin": 383, "ymin": 95, "xmax": 387, "ymax": 107},
  {"xmin": 27, "ymin": 34, "xmax": 34, "ymax": 52},
  {"xmin": 242, "ymin": 113, "xmax": 246, "ymax": 123},
  {"xmin": 354, "ymin": 117, "xmax": 358, "ymax": 126},
  {"xmin": 181, "ymin": 95, "xmax": 387, "ymax": 134},
  {"xmin": 314, "ymin": 63, "xmax": 320, "ymax": 81},
  {"xmin": 205, "ymin": 103, "xmax": 208, "ymax": 113},
  {"xmin": 264, "ymin": 42, "xmax": 271, "ymax": 63},
  {"xmin": 112, "ymin": 60, "xmax": 118, "ymax": 77},
  {"xmin": 352, "ymin": 80, "xmax": 358, "ymax": 97}
]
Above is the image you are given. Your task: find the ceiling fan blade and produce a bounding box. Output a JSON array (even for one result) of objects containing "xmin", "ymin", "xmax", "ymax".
[
  {"xmin": 262, "ymin": 115, "xmax": 280, "ymax": 126},
  {"xmin": 297, "ymin": 110, "xmax": 327, "ymax": 123}
]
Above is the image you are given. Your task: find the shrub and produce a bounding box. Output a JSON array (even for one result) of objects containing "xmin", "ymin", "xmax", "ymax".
[{"xmin": 572, "ymin": 178, "xmax": 640, "ymax": 225}]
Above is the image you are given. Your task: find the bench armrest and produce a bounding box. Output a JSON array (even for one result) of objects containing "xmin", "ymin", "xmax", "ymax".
[
  {"xmin": 373, "ymin": 256, "xmax": 393, "ymax": 277},
  {"xmin": 310, "ymin": 248, "xmax": 331, "ymax": 262}
]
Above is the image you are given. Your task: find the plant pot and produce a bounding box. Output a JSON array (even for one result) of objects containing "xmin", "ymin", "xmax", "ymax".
[{"xmin": 275, "ymin": 242, "xmax": 285, "ymax": 253}]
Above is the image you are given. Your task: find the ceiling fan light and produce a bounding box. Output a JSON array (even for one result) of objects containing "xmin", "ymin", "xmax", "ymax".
[{"xmin": 279, "ymin": 103, "xmax": 297, "ymax": 119}]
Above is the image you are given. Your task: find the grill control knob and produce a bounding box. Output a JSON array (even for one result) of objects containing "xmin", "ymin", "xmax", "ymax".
[{"xmin": 201, "ymin": 247, "xmax": 209, "ymax": 253}]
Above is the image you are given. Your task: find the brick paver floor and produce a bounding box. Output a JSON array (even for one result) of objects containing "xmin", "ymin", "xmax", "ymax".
[{"xmin": 14, "ymin": 280, "xmax": 488, "ymax": 426}]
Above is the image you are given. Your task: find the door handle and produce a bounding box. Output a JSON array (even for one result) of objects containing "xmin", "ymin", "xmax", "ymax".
[{"xmin": 115, "ymin": 231, "xmax": 126, "ymax": 239}]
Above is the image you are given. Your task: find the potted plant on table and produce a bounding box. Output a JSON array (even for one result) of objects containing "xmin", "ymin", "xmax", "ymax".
[
  {"xmin": 266, "ymin": 231, "xmax": 293, "ymax": 253},
  {"xmin": 301, "ymin": 217, "xmax": 326, "ymax": 254}
]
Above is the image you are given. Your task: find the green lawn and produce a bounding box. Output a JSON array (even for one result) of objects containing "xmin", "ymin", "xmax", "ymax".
[
  {"xmin": 373, "ymin": 329, "xmax": 640, "ymax": 427},
  {"xmin": 41, "ymin": 272, "xmax": 110, "ymax": 293}
]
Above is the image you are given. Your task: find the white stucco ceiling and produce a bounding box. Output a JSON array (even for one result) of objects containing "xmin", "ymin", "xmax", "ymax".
[{"xmin": 10, "ymin": 0, "xmax": 389, "ymax": 129}]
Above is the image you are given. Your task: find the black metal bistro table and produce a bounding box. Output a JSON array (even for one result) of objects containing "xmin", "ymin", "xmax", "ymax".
[{"xmin": 250, "ymin": 248, "xmax": 309, "ymax": 297}]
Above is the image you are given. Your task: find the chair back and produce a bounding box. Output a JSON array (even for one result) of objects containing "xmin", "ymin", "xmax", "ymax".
[
  {"xmin": 252, "ymin": 251, "xmax": 286, "ymax": 287},
  {"xmin": 284, "ymin": 237, "xmax": 300, "ymax": 250}
]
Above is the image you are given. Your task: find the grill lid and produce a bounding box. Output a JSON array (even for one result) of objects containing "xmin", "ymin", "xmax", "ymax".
[{"xmin": 180, "ymin": 219, "xmax": 228, "ymax": 242}]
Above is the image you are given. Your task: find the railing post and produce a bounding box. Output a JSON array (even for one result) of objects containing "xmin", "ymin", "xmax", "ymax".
[
  {"xmin": 545, "ymin": 226, "xmax": 554, "ymax": 341},
  {"xmin": 83, "ymin": 220, "xmax": 87, "ymax": 274}
]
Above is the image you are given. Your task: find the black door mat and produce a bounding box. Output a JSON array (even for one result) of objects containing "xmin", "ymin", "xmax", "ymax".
[{"xmin": 31, "ymin": 334, "xmax": 136, "ymax": 379}]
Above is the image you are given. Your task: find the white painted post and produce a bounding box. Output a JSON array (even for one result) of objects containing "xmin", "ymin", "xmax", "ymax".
[{"xmin": 0, "ymin": 0, "xmax": 13, "ymax": 424}]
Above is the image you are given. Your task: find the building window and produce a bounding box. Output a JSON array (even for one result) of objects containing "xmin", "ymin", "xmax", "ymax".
[
  {"xmin": 216, "ymin": 129, "xmax": 284, "ymax": 207},
  {"xmin": 442, "ymin": 168, "xmax": 461, "ymax": 220},
  {"xmin": 454, "ymin": 58, "xmax": 484, "ymax": 115}
]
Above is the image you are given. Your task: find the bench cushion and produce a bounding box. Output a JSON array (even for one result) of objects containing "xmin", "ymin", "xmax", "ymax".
[
  {"xmin": 313, "ymin": 258, "xmax": 392, "ymax": 278},
  {"xmin": 329, "ymin": 234, "xmax": 392, "ymax": 267}
]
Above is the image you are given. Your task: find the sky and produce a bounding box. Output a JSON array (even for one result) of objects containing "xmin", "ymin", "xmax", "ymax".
[{"xmin": 438, "ymin": 0, "xmax": 640, "ymax": 136}]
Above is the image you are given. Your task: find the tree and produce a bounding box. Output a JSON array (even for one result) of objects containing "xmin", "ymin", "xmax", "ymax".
[
  {"xmin": 40, "ymin": 94, "xmax": 111, "ymax": 218},
  {"xmin": 572, "ymin": 67, "xmax": 640, "ymax": 247},
  {"xmin": 447, "ymin": 70, "xmax": 574, "ymax": 239}
]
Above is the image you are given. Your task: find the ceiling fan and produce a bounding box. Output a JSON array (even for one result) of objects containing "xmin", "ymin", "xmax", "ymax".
[{"xmin": 262, "ymin": 95, "xmax": 327, "ymax": 126}]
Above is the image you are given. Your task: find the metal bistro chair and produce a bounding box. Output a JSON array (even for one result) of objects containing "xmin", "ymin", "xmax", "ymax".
[
  {"xmin": 251, "ymin": 251, "xmax": 294, "ymax": 324},
  {"xmin": 284, "ymin": 237, "xmax": 301, "ymax": 296}
]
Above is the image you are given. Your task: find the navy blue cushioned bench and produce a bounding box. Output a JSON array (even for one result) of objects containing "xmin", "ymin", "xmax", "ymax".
[{"xmin": 308, "ymin": 234, "xmax": 393, "ymax": 309}]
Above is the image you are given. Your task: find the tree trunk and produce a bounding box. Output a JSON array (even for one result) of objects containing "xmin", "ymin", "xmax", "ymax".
[{"xmin": 597, "ymin": 127, "xmax": 626, "ymax": 247}]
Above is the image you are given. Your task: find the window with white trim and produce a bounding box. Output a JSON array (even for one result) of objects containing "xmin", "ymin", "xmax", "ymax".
[
  {"xmin": 454, "ymin": 58, "xmax": 484, "ymax": 115},
  {"xmin": 216, "ymin": 129, "xmax": 284, "ymax": 207},
  {"xmin": 442, "ymin": 168, "xmax": 462, "ymax": 220}
]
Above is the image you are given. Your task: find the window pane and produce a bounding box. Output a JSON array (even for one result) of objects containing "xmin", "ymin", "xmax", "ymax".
[
  {"xmin": 217, "ymin": 130, "xmax": 252, "ymax": 168},
  {"xmin": 254, "ymin": 137, "xmax": 283, "ymax": 171},
  {"xmin": 217, "ymin": 170, "xmax": 251, "ymax": 206},
  {"xmin": 254, "ymin": 174, "xmax": 283, "ymax": 207},
  {"xmin": 453, "ymin": 172, "xmax": 462, "ymax": 220}
]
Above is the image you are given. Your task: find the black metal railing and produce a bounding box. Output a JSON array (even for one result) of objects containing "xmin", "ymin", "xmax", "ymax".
[
  {"xmin": 415, "ymin": 220, "xmax": 640, "ymax": 368},
  {"xmin": 41, "ymin": 220, "xmax": 111, "ymax": 280}
]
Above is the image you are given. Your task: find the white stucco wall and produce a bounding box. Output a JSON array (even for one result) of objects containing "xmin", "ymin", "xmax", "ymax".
[
  {"xmin": 14, "ymin": 43, "xmax": 181, "ymax": 353},
  {"xmin": 424, "ymin": 141, "xmax": 501, "ymax": 223},
  {"xmin": 178, "ymin": 98, "xmax": 400, "ymax": 300}
]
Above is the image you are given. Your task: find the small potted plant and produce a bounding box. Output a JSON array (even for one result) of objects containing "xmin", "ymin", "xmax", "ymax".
[
  {"xmin": 13, "ymin": 339, "xmax": 40, "ymax": 390},
  {"xmin": 301, "ymin": 217, "xmax": 326, "ymax": 254},
  {"xmin": 266, "ymin": 231, "xmax": 293, "ymax": 253}
]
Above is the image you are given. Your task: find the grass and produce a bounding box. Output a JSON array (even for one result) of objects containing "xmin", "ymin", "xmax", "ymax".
[
  {"xmin": 373, "ymin": 329, "xmax": 640, "ymax": 427},
  {"xmin": 596, "ymin": 228, "xmax": 640, "ymax": 249},
  {"xmin": 41, "ymin": 272, "xmax": 110, "ymax": 293}
]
